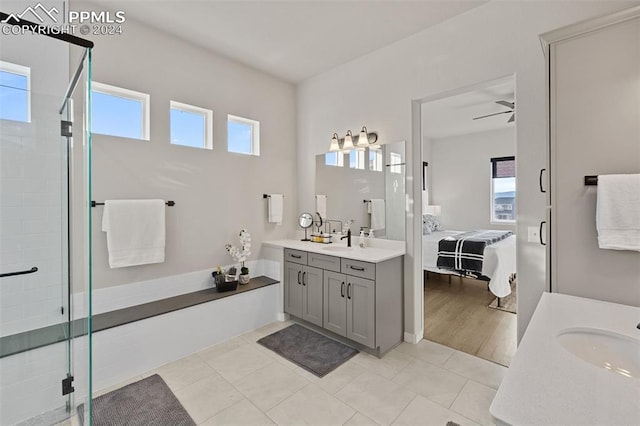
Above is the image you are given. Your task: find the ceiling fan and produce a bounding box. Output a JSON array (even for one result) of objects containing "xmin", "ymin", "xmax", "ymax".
[{"xmin": 473, "ymin": 100, "xmax": 515, "ymax": 123}]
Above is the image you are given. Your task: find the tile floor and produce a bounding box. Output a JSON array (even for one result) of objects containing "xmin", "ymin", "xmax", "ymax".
[{"xmin": 68, "ymin": 320, "xmax": 508, "ymax": 426}]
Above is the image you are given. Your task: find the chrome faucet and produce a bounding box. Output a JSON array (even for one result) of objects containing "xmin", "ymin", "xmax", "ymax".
[{"xmin": 341, "ymin": 229, "xmax": 352, "ymax": 247}]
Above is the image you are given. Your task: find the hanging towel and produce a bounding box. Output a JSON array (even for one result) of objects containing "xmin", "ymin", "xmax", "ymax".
[
  {"xmin": 596, "ymin": 174, "xmax": 640, "ymax": 251},
  {"xmin": 268, "ymin": 194, "xmax": 284, "ymax": 224},
  {"xmin": 102, "ymin": 199, "xmax": 166, "ymax": 268},
  {"xmin": 370, "ymin": 199, "xmax": 385, "ymax": 231},
  {"xmin": 316, "ymin": 195, "xmax": 327, "ymax": 219}
]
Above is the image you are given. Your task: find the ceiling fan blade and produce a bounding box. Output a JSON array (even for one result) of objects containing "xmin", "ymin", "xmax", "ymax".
[
  {"xmin": 496, "ymin": 100, "xmax": 515, "ymax": 109},
  {"xmin": 508, "ymin": 113, "xmax": 515, "ymax": 123},
  {"xmin": 473, "ymin": 111, "xmax": 512, "ymax": 120}
]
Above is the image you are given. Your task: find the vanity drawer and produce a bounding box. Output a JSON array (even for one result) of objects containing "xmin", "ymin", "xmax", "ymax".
[
  {"xmin": 284, "ymin": 248, "xmax": 307, "ymax": 265},
  {"xmin": 341, "ymin": 258, "xmax": 375, "ymax": 280},
  {"xmin": 308, "ymin": 252, "xmax": 341, "ymax": 273}
]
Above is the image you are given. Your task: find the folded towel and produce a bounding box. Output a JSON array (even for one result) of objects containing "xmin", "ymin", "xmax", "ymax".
[
  {"xmin": 316, "ymin": 195, "xmax": 327, "ymax": 219},
  {"xmin": 596, "ymin": 174, "xmax": 640, "ymax": 251},
  {"xmin": 102, "ymin": 199, "xmax": 166, "ymax": 268},
  {"xmin": 370, "ymin": 199, "xmax": 385, "ymax": 231},
  {"xmin": 268, "ymin": 194, "xmax": 284, "ymax": 224}
]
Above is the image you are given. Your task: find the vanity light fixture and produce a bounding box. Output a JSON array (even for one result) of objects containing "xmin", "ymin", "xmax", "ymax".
[
  {"xmin": 329, "ymin": 133, "xmax": 340, "ymax": 152},
  {"xmin": 343, "ymin": 130, "xmax": 354, "ymax": 150},
  {"xmin": 357, "ymin": 126, "xmax": 369, "ymax": 148}
]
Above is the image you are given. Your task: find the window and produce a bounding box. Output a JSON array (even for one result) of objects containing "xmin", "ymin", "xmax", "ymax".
[
  {"xmin": 491, "ymin": 156, "xmax": 516, "ymax": 223},
  {"xmin": 227, "ymin": 114, "xmax": 259, "ymax": 155},
  {"xmin": 349, "ymin": 149, "xmax": 365, "ymax": 170},
  {"xmin": 369, "ymin": 147, "xmax": 383, "ymax": 172},
  {"xmin": 389, "ymin": 152, "xmax": 403, "ymax": 174},
  {"xmin": 0, "ymin": 61, "xmax": 30, "ymax": 122},
  {"xmin": 170, "ymin": 101, "xmax": 212, "ymax": 149},
  {"xmin": 92, "ymin": 82, "xmax": 150, "ymax": 140},
  {"xmin": 325, "ymin": 151, "xmax": 344, "ymax": 167}
]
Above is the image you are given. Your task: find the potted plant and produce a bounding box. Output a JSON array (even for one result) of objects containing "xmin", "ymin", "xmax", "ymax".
[{"xmin": 225, "ymin": 229, "xmax": 252, "ymax": 285}]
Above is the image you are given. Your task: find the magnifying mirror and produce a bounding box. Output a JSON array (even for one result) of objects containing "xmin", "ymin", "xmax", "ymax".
[{"xmin": 298, "ymin": 212, "xmax": 313, "ymax": 241}]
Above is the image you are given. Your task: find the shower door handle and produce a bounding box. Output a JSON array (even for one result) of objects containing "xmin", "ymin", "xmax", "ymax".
[{"xmin": 0, "ymin": 266, "xmax": 38, "ymax": 278}]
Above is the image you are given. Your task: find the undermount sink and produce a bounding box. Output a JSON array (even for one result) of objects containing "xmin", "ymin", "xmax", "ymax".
[
  {"xmin": 322, "ymin": 246, "xmax": 353, "ymax": 252},
  {"xmin": 556, "ymin": 327, "xmax": 640, "ymax": 379}
]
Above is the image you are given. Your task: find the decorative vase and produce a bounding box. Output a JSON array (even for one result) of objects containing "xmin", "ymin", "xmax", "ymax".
[{"xmin": 239, "ymin": 274, "xmax": 250, "ymax": 285}]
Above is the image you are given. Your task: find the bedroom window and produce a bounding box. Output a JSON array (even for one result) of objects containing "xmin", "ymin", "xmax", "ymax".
[
  {"xmin": 325, "ymin": 151, "xmax": 344, "ymax": 167},
  {"xmin": 491, "ymin": 156, "xmax": 516, "ymax": 223}
]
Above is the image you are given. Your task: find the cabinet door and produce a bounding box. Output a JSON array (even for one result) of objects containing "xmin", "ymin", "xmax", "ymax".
[
  {"xmin": 302, "ymin": 266, "xmax": 323, "ymax": 327},
  {"xmin": 346, "ymin": 276, "xmax": 375, "ymax": 348},
  {"xmin": 323, "ymin": 271, "xmax": 347, "ymax": 336},
  {"xmin": 284, "ymin": 261, "xmax": 303, "ymax": 318}
]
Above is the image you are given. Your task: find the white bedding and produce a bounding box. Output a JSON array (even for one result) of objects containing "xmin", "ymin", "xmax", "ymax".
[{"xmin": 423, "ymin": 231, "xmax": 516, "ymax": 298}]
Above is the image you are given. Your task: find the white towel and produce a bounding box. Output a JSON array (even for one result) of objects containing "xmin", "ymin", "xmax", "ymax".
[
  {"xmin": 268, "ymin": 194, "xmax": 284, "ymax": 224},
  {"xmin": 102, "ymin": 199, "xmax": 166, "ymax": 268},
  {"xmin": 596, "ymin": 174, "xmax": 640, "ymax": 251},
  {"xmin": 370, "ymin": 199, "xmax": 385, "ymax": 231},
  {"xmin": 316, "ymin": 195, "xmax": 327, "ymax": 219}
]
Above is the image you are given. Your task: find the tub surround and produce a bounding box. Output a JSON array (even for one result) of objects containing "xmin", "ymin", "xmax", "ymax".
[
  {"xmin": 490, "ymin": 293, "xmax": 640, "ymax": 425},
  {"xmin": 263, "ymin": 238, "xmax": 405, "ymax": 263}
]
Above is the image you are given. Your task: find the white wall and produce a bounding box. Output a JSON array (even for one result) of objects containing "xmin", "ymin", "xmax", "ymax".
[
  {"xmin": 429, "ymin": 128, "xmax": 516, "ymax": 232},
  {"xmin": 296, "ymin": 1, "xmax": 639, "ymax": 342},
  {"xmin": 70, "ymin": 5, "xmax": 298, "ymax": 290}
]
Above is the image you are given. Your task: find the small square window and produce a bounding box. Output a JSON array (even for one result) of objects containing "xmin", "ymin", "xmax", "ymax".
[
  {"xmin": 369, "ymin": 147, "xmax": 383, "ymax": 172},
  {"xmin": 349, "ymin": 149, "xmax": 365, "ymax": 170},
  {"xmin": 491, "ymin": 156, "xmax": 516, "ymax": 223},
  {"xmin": 228, "ymin": 114, "xmax": 259, "ymax": 155},
  {"xmin": 170, "ymin": 101, "xmax": 212, "ymax": 149},
  {"xmin": 0, "ymin": 61, "xmax": 30, "ymax": 123},
  {"xmin": 389, "ymin": 152, "xmax": 402, "ymax": 174},
  {"xmin": 92, "ymin": 82, "xmax": 150, "ymax": 140},
  {"xmin": 325, "ymin": 152, "xmax": 344, "ymax": 167}
]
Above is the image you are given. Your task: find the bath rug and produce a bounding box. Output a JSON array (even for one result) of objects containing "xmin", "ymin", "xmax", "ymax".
[
  {"xmin": 257, "ymin": 323, "xmax": 358, "ymax": 377},
  {"xmin": 446, "ymin": 422, "xmax": 461, "ymax": 426},
  {"xmin": 78, "ymin": 374, "xmax": 195, "ymax": 426},
  {"xmin": 488, "ymin": 280, "xmax": 517, "ymax": 314}
]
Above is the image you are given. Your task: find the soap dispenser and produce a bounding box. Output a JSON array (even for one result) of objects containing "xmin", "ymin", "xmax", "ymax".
[{"xmin": 359, "ymin": 230, "xmax": 366, "ymax": 248}]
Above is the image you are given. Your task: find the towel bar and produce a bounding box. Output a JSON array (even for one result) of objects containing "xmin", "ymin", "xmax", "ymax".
[
  {"xmin": 584, "ymin": 176, "xmax": 598, "ymax": 186},
  {"xmin": 91, "ymin": 201, "xmax": 175, "ymax": 207},
  {"xmin": 263, "ymin": 194, "xmax": 284, "ymax": 198}
]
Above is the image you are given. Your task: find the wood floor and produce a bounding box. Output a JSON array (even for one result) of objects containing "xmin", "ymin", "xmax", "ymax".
[{"xmin": 423, "ymin": 272, "xmax": 516, "ymax": 367}]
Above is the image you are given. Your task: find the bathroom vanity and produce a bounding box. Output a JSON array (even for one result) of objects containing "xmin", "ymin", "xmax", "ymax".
[
  {"xmin": 264, "ymin": 239, "xmax": 405, "ymax": 356},
  {"xmin": 490, "ymin": 293, "xmax": 640, "ymax": 425}
]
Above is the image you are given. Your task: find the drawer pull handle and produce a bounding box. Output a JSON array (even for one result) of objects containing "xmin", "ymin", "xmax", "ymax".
[
  {"xmin": 341, "ymin": 281, "xmax": 345, "ymax": 298},
  {"xmin": 539, "ymin": 221, "xmax": 546, "ymax": 246},
  {"xmin": 297, "ymin": 271, "xmax": 301, "ymax": 285},
  {"xmin": 291, "ymin": 254, "xmax": 302, "ymax": 259},
  {"xmin": 349, "ymin": 266, "xmax": 365, "ymax": 271},
  {"xmin": 302, "ymin": 272, "xmax": 306, "ymax": 286},
  {"xmin": 347, "ymin": 283, "xmax": 352, "ymax": 299},
  {"xmin": 539, "ymin": 168, "xmax": 547, "ymax": 193}
]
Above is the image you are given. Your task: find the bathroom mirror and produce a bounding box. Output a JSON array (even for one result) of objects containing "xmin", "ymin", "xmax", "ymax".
[
  {"xmin": 298, "ymin": 212, "xmax": 314, "ymax": 241},
  {"xmin": 315, "ymin": 141, "xmax": 406, "ymax": 241}
]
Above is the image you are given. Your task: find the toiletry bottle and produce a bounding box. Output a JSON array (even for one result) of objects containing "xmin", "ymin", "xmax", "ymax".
[{"xmin": 359, "ymin": 230, "xmax": 366, "ymax": 248}]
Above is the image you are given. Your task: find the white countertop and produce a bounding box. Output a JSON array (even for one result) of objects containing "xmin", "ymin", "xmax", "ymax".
[
  {"xmin": 263, "ymin": 239, "xmax": 405, "ymax": 263},
  {"xmin": 490, "ymin": 292, "xmax": 640, "ymax": 425}
]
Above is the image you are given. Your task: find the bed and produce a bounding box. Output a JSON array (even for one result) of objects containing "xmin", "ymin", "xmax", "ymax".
[{"xmin": 423, "ymin": 230, "xmax": 516, "ymax": 298}]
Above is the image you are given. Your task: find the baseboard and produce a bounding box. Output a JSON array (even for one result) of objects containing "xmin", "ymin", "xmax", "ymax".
[
  {"xmin": 277, "ymin": 312, "xmax": 290, "ymax": 322},
  {"xmin": 404, "ymin": 330, "xmax": 424, "ymax": 344}
]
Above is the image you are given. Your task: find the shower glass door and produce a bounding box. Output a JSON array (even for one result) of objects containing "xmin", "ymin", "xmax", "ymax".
[{"xmin": 0, "ymin": 32, "xmax": 92, "ymax": 426}]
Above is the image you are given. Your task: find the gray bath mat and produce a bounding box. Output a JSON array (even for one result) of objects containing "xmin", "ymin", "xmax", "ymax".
[
  {"xmin": 258, "ymin": 323, "xmax": 358, "ymax": 377},
  {"xmin": 79, "ymin": 374, "xmax": 195, "ymax": 426}
]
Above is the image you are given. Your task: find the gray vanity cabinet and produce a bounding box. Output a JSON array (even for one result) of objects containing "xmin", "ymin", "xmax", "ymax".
[
  {"xmin": 323, "ymin": 270, "xmax": 347, "ymax": 336},
  {"xmin": 284, "ymin": 261, "xmax": 304, "ymax": 318},
  {"xmin": 284, "ymin": 250, "xmax": 324, "ymax": 327},
  {"xmin": 301, "ymin": 265, "xmax": 323, "ymax": 327},
  {"xmin": 346, "ymin": 275, "xmax": 375, "ymax": 348}
]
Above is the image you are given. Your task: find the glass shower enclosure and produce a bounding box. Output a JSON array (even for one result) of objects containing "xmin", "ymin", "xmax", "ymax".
[{"xmin": 0, "ymin": 16, "xmax": 93, "ymax": 426}]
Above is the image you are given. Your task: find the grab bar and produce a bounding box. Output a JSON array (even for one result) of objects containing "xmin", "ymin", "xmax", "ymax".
[{"xmin": 0, "ymin": 266, "xmax": 38, "ymax": 278}]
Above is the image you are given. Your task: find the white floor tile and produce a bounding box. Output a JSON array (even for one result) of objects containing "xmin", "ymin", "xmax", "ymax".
[
  {"xmin": 240, "ymin": 320, "xmax": 293, "ymax": 344},
  {"xmin": 442, "ymin": 351, "xmax": 507, "ymax": 390},
  {"xmin": 395, "ymin": 340, "xmax": 455, "ymax": 366},
  {"xmin": 335, "ymin": 372, "xmax": 416, "ymax": 425},
  {"xmin": 205, "ymin": 345, "xmax": 274, "ymax": 384},
  {"xmin": 267, "ymin": 384, "xmax": 356, "ymax": 426},
  {"xmin": 201, "ymin": 399, "xmax": 274, "ymax": 426},
  {"xmin": 317, "ymin": 359, "xmax": 368, "ymax": 395},
  {"xmin": 93, "ymin": 375, "xmax": 143, "ymax": 397},
  {"xmin": 450, "ymin": 380, "xmax": 497, "ymax": 426},
  {"xmin": 344, "ymin": 411, "xmax": 381, "ymax": 426},
  {"xmin": 392, "ymin": 395, "xmax": 479, "ymax": 426},
  {"xmin": 234, "ymin": 362, "xmax": 310, "ymax": 411},
  {"xmin": 143, "ymin": 354, "xmax": 217, "ymax": 392},
  {"xmin": 393, "ymin": 359, "xmax": 468, "ymax": 408},
  {"xmin": 174, "ymin": 375, "xmax": 244, "ymax": 424},
  {"xmin": 197, "ymin": 336, "xmax": 249, "ymax": 365},
  {"xmin": 351, "ymin": 348, "xmax": 414, "ymax": 379}
]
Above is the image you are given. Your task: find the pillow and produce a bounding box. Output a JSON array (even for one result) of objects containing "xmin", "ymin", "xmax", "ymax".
[{"xmin": 422, "ymin": 214, "xmax": 441, "ymax": 235}]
